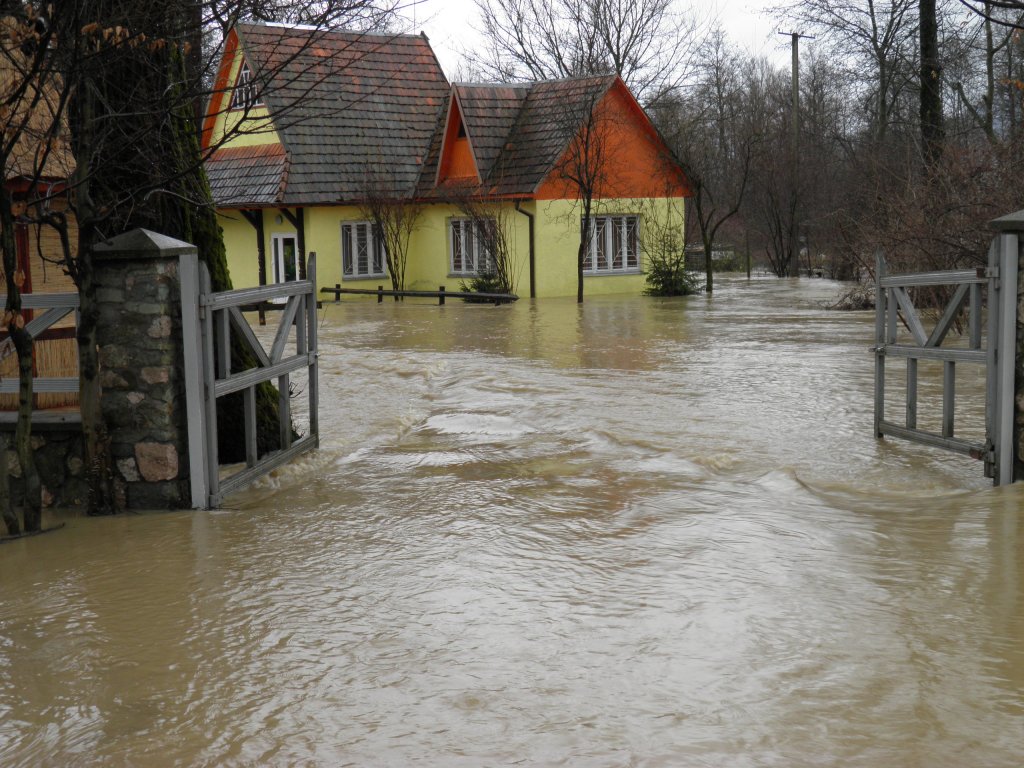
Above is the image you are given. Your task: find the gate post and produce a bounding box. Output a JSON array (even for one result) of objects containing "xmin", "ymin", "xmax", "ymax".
[
  {"xmin": 179, "ymin": 253, "xmax": 210, "ymax": 508},
  {"xmin": 991, "ymin": 210, "xmax": 1024, "ymax": 483},
  {"xmin": 92, "ymin": 229, "xmax": 199, "ymax": 509}
]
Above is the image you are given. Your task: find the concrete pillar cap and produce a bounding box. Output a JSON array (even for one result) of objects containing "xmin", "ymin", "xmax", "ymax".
[{"xmin": 93, "ymin": 228, "xmax": 197, "ymax": 257}]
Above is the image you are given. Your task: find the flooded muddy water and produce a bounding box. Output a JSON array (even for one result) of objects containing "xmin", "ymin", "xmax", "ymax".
[{"xmin": 1, "ymin": 277, "xmax": 1022, "ymax": 766}]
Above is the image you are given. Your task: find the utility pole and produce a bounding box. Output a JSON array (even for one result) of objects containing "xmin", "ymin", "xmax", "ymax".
[{"xmin": 778, "ymin": 31, "xmax": 813, "ymax": 276}]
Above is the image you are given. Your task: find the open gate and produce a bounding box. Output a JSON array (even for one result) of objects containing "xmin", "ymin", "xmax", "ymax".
[
  {"xmin": 873, "ymin": 231, "xmax": 1018, "ymax": 485},
  {"xmin": 181, "ymin": 253, "xmax": 319, "ymax": 508}
]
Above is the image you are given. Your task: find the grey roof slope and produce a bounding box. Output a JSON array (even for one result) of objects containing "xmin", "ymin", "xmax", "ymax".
[
  {"xmin": 209, "ymin": 23, "xmax": 449, "ymax": 206},
  {"xmin": 417, "ymin": 75, "xmax": 617, "ymax": 198},
  {"xmin": 205, "ymin": 144, "xmax": 287, "ymax": 206},
  {"xmin": 453, "ymin": 83, "xmax": 529, "ymax": 181}
]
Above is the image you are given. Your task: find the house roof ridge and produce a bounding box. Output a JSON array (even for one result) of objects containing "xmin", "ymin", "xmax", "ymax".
[
  {"xmin": 530, "ymin": 73, "xmax": 618, "ymax": 86},
  {"xmin": 237, "ymin": 21, "xmax": 426, "ymax": 41},
  {"xmin": 453, "ymin": 81, "xmax": 532, "ymax": 89}
]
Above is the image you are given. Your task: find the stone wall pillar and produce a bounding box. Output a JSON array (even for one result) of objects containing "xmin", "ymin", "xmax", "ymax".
[{"xmin": 92, "ymin": 229, "xmax": 197, "ymax": 509}]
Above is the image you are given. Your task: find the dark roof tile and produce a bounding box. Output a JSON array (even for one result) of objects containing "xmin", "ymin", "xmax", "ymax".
[
  {"xmin": 416, "ymin": 75, "xmax": 617, "ymax": 199},
  {"xmin": 206, "ymin": 143, "xmax": 287, "ymax": 206},
  {"xmin": 236, "ymin": 23, "xmax": 449, "ymax": 204}
]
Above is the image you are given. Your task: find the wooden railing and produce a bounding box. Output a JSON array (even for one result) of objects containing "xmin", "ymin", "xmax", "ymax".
[
  {"xmin": 0, "ymin": 291, "xmax": 81, "ymax": 425},
  {"xmin": 322, "ymin": 284, "xmax": 518, "ymax": 306}
]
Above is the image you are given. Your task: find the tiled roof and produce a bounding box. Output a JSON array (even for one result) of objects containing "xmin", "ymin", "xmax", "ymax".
[
  {"xmin": 454, "ymin": 84, "xmax": 529, "ymax": 181},
  {"xmin": 236, "ymin": 23, "xmax": 449, "ymax": 205},
  {"xmin": 206, "ymin": 143, "xmax": 287, "ymax": 206},
  {"xmin": 418, "ymin": 75, "xmax": 617, "ymax": 198},
  {"xmin": 487, "ymin": 76, "xmax": 616, "ymax": 196}
]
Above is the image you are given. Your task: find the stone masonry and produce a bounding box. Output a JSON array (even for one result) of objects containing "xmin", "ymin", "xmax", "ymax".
[{"xmin": 92, "ymin": 229, "xmax": 196, "ymax": 509}]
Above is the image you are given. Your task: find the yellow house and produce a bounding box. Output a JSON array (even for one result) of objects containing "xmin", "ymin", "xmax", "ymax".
[{"xmin": 203, "ymin": 23, "xmax": 691, "ymax": 299}]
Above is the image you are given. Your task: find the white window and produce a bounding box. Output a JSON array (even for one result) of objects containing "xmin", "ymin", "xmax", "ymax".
[
  {"xmin": 341, "ymin": 221, "xmax": 386, "ymax": 279},
  {"xmin": 231, "ymin": 62, "xmax": 263, "ymax": 110},
  {"xmin": 450, "ymin": 218, "xmax": 495, "ymax": 276},
  {"xmin": 272, "ymin": 233, "xmax": 298, "ymax": 283},
  {"xmin": 584, "ymin": 215, "xmax": 640, "ymax": 273}
]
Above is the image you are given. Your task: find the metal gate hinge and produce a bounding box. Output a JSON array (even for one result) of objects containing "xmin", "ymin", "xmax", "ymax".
[{"xmin": 980, "ymin": 266, "xmax": 999, "ymax": 279}]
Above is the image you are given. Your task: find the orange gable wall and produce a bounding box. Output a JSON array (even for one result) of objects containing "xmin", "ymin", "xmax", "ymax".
[
  {"xmin": 535, "ymin": 81, "xmax": 690, "ymax": 201},
  {"xmin": 437, "ymin": 97, "xmax": 479, "ymax": 182},
  {"xmin": 202, "ymin": 29, "xmax": 240, "ymax": 150}
]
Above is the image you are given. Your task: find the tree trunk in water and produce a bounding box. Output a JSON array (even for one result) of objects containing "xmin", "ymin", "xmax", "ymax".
[
  {"xmin": 0, "ymin": 194, "xmax": 42, "ymax": 530},
  {"xmin": 75, "ymin": 254, "xmax": 115, "ymax": 515},
  {"xmin": 578, "ymin": 199, "xmax": 593, "ymax": 304},
  {"xmin": 12, "ymin": 325, "xmax": 41, "ymax": 531},
  {"xmin": 0, "ymin": 435, "xmax": 18, "ymax": 536},
  {"xmin": 703, "ymin": 236, "xmax": 714, "ymax": 294}
]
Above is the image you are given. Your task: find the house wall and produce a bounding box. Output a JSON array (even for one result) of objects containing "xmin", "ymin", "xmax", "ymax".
[
  {"xmin": 218, "ymin": 196, "xmax": 685, "ymax": 300},
  {"xmin": 213, "ymin": 105, "xmax": 280, "ymax": 149},
  {"xmin": 528, "ymin": 197, "xmax": 685, "ymax": 298}
]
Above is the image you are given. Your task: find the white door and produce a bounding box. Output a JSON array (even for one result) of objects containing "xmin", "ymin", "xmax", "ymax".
[{"xmin": 272, "ymin": 233, "xmax": 298, "ymax": 283}]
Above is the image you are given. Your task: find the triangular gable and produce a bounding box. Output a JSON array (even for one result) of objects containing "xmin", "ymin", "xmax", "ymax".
[
  {"xmin": 535, "ymin": 77, "xmax": 690, "ymax": 200},
  {"xmin": 436, "ymin": 89, "xmax": 480, "ymax": 184}
]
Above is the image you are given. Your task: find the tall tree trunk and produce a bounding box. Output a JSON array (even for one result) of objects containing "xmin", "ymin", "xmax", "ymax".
[
  {"xmin": 1, "ymin": 193, "xmax": 42, "ymax": 530},
  {"xmin": 919, "ymin": 0, "xmax": 944, "ymax": 167},
  {"xmin": 74, "ymin": 250, "xmax": 115, "ymax": 514},
  {"xmin": 578, "ymin": 198, "xmax": 593, "ymax": 304}
]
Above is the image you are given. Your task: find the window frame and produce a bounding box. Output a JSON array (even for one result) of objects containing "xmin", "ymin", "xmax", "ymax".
[
  {"xmin": 448, "ymin": 217, "xmax": 496, "ymax": 277},
  {"xmin": 340, "ymin": 220, "xmax": 387, "ymax": 280},
  {"xmin": 230, "ymin": 61, "xmax": 264, "ymax": 111},
  {"xmin": 583, "ymin": 214, "xmax": 641, "ymax": 274}
]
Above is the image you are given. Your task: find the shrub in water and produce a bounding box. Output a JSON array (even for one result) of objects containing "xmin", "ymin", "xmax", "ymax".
[
  {"xmin": 643, "ymin": 235, "xmax": 703, "ymax": 296},
  {"xmin": 460, "ymin": 272, "xmax": 511, "ymax": 303}
]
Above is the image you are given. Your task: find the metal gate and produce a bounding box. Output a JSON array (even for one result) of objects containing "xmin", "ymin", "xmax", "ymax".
[
  {"xmin": 181, "ymin": 253, "xmax": 319, "ymax": 508},
  {"xmin": 873, "ymin": 232, "xmax": 1018, "ymax": 485}
]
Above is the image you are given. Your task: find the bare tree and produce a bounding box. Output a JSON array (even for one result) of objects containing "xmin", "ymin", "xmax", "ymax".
[
  {"xmin": 773, "ymin": 0, "xmax": 918, "ymax": 144},
  {"xmin": 545, "ymin": 78, "xmax": 616, "ymax": 304},
  {"xmin": 654, "ymin": 31, "xmax": 756, "ymax": 292},
  {"xmin": 358, "ymin": 163, "xmax": 422, "ymax": 294},
  {"xmin": 473, "ymin": 0, "xmax": 705, "ymax": 102},
  {"xmin": 0, "ymin": 8, "xmax": 68, "ymax": 533},
  {"xmin": 449, "ymin": 196, "xmax": 518, "ymax": 296}
]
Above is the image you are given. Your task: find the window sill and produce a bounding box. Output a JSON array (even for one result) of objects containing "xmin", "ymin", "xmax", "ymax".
[
  {"xmin": 342, "ymin": 275, "xmax": 387, "ymax": 281},
  {"xmin": 584, "ymin": 269, "xmax": 643, "ymax": 276}
]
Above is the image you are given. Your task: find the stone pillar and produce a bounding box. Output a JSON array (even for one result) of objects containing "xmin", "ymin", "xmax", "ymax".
[{"xmin": 92, "ymin": 229, "xmax": 197, "ymax": 509}]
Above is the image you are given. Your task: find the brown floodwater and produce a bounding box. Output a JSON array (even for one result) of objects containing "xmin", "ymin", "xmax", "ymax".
[{"xmin": 1, "ymin": 277, "xmax": 1022, "ymax": 766}]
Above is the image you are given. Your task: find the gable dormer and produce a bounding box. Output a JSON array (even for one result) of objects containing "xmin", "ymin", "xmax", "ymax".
[{"xmin": 436, "ymin": 89, "xmax": 479, "ymax": 184}]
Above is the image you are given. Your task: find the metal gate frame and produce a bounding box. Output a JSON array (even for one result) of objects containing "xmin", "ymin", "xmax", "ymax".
[
  {"xmin": 181, "ymin": 252, "xmax": 319, "ymax": 508},
  {"xmin": 873, "ymin": 232, "xmax": 1018, "ymax": 485}
]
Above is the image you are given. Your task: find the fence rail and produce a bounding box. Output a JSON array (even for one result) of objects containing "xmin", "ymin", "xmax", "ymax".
[
  {"xmin": 322, "ymin": 284, "xmax": 518, "ymax": 305},
  {"xmin": 0, "ymin": 292, "xmax": 80, "ymax": 407}
]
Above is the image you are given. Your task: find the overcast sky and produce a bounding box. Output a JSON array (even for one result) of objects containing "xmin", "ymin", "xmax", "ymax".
[{"xmin": 403, "ymin": 0, "xmax": 791, "ymax": 79}]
